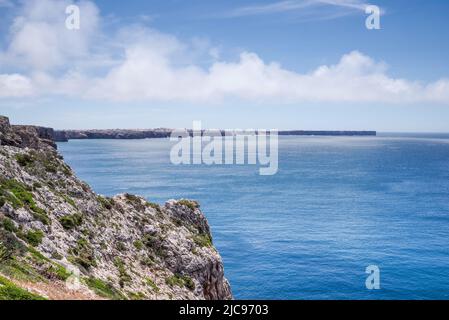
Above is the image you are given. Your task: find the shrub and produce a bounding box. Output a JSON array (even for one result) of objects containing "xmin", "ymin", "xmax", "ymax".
[
  {"xmin": 61, "ymin": 195, "xmax": 77, "ymax": 208},
  {"xmin": 146, "ymin": 278, "xmax": 160, "ymax": 292},
  {"xmin": 145, "ymin": 201, "xmax": 162, "ymax": 214},
  {"xmin": 25, "ymin": 230, "xmax": 44, "ymax": 247},
  {"xmin": 193, "ymin": 233, "xmax": 213, "ymax": 248},
  {"xmin": 85, "ymin": 277, "xmax": 126, "ymax": 300},
  {"xmin": 133, "ymin": 240, "xmax": 143, "ymax": 250},
  {"xmin": 2, "ymin": 217, "xmax": 17, "ymax": 233},
  {"xmin": 0, "ymin": 241, "xmax": 8, "ymax": 263},
  {"xmin": 97, "ymin": 196, "xmax": 113, "ymax": 210},
  {"xmin": 165, "ymin": 274, "xmax": 195, "ymax": 290},
  {"xmin": 0, "ymin": 179, "xmax": 50, "ymax": 225},
  {"xmin": 124, "ymin": 193, "xmax": 139, "ymax": 203},
  {"xmin": 178, "ymin": 199, "xmax": 199, "ymax": 211},
  {"xmin": 15, "ymin": 153, "xmax": 34, "ymax": 167},
  {"xmin": 43, "ymin": 264, "xmax": 72, "ymax": 281},
  {"xmin": 114, "ymin": 257, "xmax": 132, "ymax": 288},
  {"xmin": 72, "ymin": 238, "xmax": 96, "ymax": 270},
  {"xmin": 165, "ymin": 274, "xmax": 184, "ymax": 287},
  {"xmin": 58, "ymin": 214, "xmax": 83, "ymax": 230},
  {"xmin": 0, "ymin": 229, "xmax": 26, "ymax": 261},
  {"xmin": 182, "ymin": 275, "xmax": 195, "ymax": 291}
]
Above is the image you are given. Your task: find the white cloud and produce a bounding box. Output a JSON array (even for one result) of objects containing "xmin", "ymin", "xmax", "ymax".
[
  {"xmin": 83, "ymin": 49, "xmax": 449, "ymax": 104},
  {"xmin": 226, "ymin": 0, "xmax": 378, "ymax": 18},
  {"xmin": 1, "ymin": 0, "xmax": 99, "ymax": 70},
  {"xmin": 0, "ymin": 74, "xmax": 34, "ymax": 97},
  {"xmin": 0, "ymin": 0, "xmax": 448, "ymax": 105}
]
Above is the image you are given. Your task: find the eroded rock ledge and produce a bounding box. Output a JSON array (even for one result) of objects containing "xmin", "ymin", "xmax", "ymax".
[{"xmin": 0, "ymin": 115, "xmax": 232, "ymax": 300}]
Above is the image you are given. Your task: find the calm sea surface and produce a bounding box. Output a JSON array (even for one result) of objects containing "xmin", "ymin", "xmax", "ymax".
[{"xmin": 58, "ymin": 135, "xmax": 449, "ymax": 299}]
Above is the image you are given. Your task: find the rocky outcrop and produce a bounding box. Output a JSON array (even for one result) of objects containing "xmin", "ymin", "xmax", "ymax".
[
  {"xmin": 0, "ymin": 116, "xmax": 232, "ymax": 300},
  {"xmin": 0, "ymin": 116, "xmax": 57, "ymax": 150}
]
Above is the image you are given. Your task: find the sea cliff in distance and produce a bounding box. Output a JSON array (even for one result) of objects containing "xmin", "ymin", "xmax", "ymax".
[
  {"xmin": 0, "ymin": 115, "xmax": 232, "ymax": 300},
  {"xmin": 54, "ymin": 129, "xmax": 376, "ymax": 142}
]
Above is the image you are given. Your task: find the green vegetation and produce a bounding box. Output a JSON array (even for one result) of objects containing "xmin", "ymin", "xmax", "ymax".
[
  {"xmin": 178, "ymin": 199, "xmax": 199, "ymax": 211},
  {"xmin": 15, "ymin": 153, "xmax": 35, "ymax": 167},
  {"xmin": 145, "ymin": 201, "xmax": 162, "ymax": 214},
  {"xmin": 27, "ymin": 247, "xmax": 72, "ymax": 281},
  {"xmin": 0, "ymin": 242, "xmax": 8, "ymax": 263},
  {"xmin": 45, "ymin": 264, "xmax": 72, "ymax": 281},
  {"xmin": 124, "ymin": 193, "xmax": 139, "ymax": 203},
  {"xmin": 165, "ymin": 274, "xmax": 195, "ymax": 291},
  {"xmin": 128, "ymin": 291, "xmax": 146, "ymax": 300},
  {"xmin": 2, "ymin": 217, "xmax": 17, "ymax": 233},
  {"xmin": 193, "ymin": 233, "xmax": 213, "ymax": 248},
  {"xmin": 97, "ymin": 196, "xmax": 114, "ymax": 210},
  {"xmin": 133, "ymin": 240, "xmax": 143, "ymax": 250},
  {"xmin": 182, "ymin": 275, "xmax": 195, "ymax": 291},
  {"xmin": 71, "ymin": 238, "xmax": 96, "ymax": 270},
  {"xmin": 0, "ymin": 179, "xmax": 50, "ymax": 225},
  {"xmin": 0, "ymin": 275, "xmax": 46, "ymax": 300},
  {"xmin": 142, "ymin": 234, "xmax": 166, "ymax": 258},
  {"xmin": 58, "ymin": 213, "xmax": 83, "ymax": 230},
  {"xmin": 0, "ymin": 230, "xmax": 27, "ymax": 263},
  {"xmin": 140, "ymin": 256, "xmax": 155, "ymax": 267},
  {"xmin": 51, "ymin": 252, "xmax": 63, "ymax": 260},
  {"xmin": 0, "ymin": 256, "xmax": 43, "ymax": 283},
  {"xmin": 114, "ymin": 257, "xmax": 131, "ymax": 288},
  {"xmin": 61, "ymin": 195, "xmax": 77, "ymax": 208},
  {"xmin": 25, "ymin": 230, "xmax": 44, "ymax": 247},
  {"xmin": 146, "ymin": 278, "xmax": 160, "ymax": 292},
  {"xmin": 85, "ymin": 277, "xmax": 126, "ymax": 300}
]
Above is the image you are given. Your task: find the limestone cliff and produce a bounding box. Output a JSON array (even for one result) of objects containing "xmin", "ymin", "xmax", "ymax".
[{"xmin": 0, "ymin": 116, "xmax": 232, "ymax": 300}]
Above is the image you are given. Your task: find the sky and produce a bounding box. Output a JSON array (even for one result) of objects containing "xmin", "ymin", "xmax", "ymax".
[{"xmin": 0, "ymin": 0, "xmax": 449, "ymax": 131}]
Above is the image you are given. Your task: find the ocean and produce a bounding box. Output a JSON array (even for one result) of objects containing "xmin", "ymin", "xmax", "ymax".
[{"xmin": 57, "ymin": 134, "xmax": 449, "ymax": 300}]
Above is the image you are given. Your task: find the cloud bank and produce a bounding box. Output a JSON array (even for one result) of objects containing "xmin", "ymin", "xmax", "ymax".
[{"xmin": 0, "ymin": 0, "xmax": 448, "ymax": 105}]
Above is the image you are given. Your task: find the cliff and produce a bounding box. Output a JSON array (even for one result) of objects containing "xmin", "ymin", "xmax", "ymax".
[
  {"xmin": 54, "ymin": 128, "xmax": 376, "ymax": 142},
  {"xmin": 0, "ymin": 116, "xmax": 232, "ymax": 300}
]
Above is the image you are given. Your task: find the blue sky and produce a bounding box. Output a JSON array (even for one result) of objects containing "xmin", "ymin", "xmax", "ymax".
[{"xmin": 0, "ymin": 0, "xmax": 449, "ymax": 131}]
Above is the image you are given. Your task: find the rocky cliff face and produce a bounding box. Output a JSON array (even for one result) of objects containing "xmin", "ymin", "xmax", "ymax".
[{"xmin": 0, "ymin": 116, "xmax": 232, "ymax": 300}]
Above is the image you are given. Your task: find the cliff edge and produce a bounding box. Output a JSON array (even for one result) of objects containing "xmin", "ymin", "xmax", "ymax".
[{"xmin": 0, "ymin": 116, "xmax": 232, "ymax": 300}]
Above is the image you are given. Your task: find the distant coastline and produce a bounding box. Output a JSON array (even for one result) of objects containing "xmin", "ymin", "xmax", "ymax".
[{"xmin": 54, "ymin": 129, "xmax": 376, "ymax": 142}]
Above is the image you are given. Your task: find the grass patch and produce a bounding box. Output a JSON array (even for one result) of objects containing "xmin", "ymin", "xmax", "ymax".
[
  {"xmin": 15, "ymin": 153, "xmax": 34, "ymax": 167},
  {"xmin": 71, "ymin": 238, "xmax": 96, "ymax": 270},
  {"xmin": 97, "ymin": 196, "xmax": 114, "ymax": 210},
  {"xmin": 145, "ymin": 201, "xmax": 162, "ymax": 214},
  {"xmin": 61, "ymin": 195, "xmax": 77, "ymax": 208},
  {"xmin": 85, "ymin": 277, "xmax": 126, "ymax": 300},
  {"xmin": 1, "ymin": 217, "xmax": 17, "ymax": 233},
  {"xmin": 0, "ymin": 275, "xmax": 46, "ymax": 300},
  {"xmin": 178, "ymin": 199, "xmax": 199, "ymax": 211},
  {"xmin": 58, "ymin": 213, "xmax": 83, "ymax": 230},
  {"xmin": 114, "ymin": 257, "xmax": 131, "ymax": 288},
  {"xmin": 165, "ymin": 274, "xmax": 195, "ymax": 290},
  {"xmin": 193, "ymin": 233, "xmax": 213, "ymax": 248},
  {"xmin": 0, "ymin": 179, "xmax": 50, "ymax": 225},
  {"xmin": 146, "ymin": 278, "xmax": 160, "ymax": 292},
  {"xmin": 133, "ymin": 240, "xmax": 143, "ymax": 250},
  {"xmin": 25, "ymin": 230, "xmax": 44, "ymax": 247}
]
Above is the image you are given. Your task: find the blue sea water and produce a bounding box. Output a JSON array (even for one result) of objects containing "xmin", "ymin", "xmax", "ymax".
[{"xmin": 57, "ymin": 135, "xmax": 449, "ymax": 300}]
